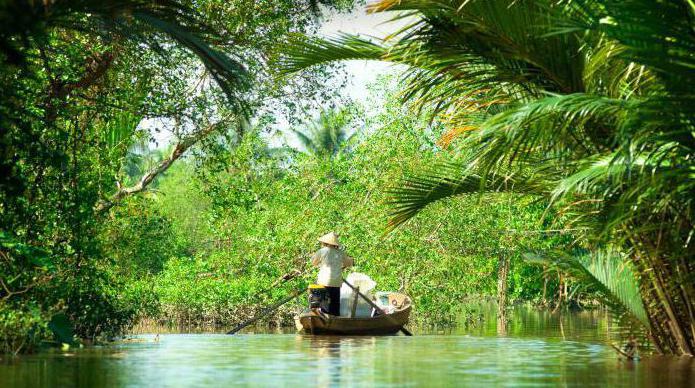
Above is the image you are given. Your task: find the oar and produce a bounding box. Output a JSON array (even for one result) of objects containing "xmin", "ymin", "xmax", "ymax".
[
  {"xmin": 227, "ymin": 267, "xmax": 307, "ymax": 335},
  {"xmin": 227, "ymin": 288, "xmax": 303, "ymax": 335},
  {"xmin": 342, "ymin": 278, "xmax": 413, "ymax": 336}
]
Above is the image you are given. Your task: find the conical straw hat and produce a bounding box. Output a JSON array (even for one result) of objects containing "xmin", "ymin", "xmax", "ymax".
[{"xmin": 318, "ymin": 232, "xmax": 340, "ymax": 247}]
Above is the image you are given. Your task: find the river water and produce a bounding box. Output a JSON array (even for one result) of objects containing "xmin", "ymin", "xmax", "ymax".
[{"xmin": 1, "ymin": 307, "xmax": 694, "ymax": 387}]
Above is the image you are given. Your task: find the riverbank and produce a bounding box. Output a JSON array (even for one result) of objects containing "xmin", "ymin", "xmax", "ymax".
[
  {"xmin": 127, "ymin": 304, "xmax": 616, "ymax": 343},
  {"xmin": 127, "ymin": 299, "xmax": 598, "ymax": 336}
]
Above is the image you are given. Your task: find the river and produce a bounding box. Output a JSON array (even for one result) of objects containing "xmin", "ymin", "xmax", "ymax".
[{"xmin": 1, "ymin": 307, "xmax": 694, "ymax": 387}]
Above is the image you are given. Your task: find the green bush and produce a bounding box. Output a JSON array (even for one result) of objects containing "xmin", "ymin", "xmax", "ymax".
[
  {"xmin": 153, "ymin": 255, "xmax": 296, "ymax": 325},
  {"xmin": 62, "ymin": 266, "xmax": 138, "ymax": 342},
  {"xmin": 0, "ymin": 302, "xmax": 51, "ymax": 354}
]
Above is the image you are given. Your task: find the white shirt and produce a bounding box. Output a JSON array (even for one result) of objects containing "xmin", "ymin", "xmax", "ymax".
[{"xmin": 311, "ymin": 246, "xmax": 353, "ymax": 287}]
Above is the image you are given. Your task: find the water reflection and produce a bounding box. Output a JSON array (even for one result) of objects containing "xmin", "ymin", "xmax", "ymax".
[
  {"xmin": 299, "ymin": 336, "xmax": 378, "ymax": 387},
  {"xmin": 1, "ymin": 308, "xmax": 694, "ymax": 387},
  {"xmin": 448, "ymin": 304, "xmax": 615, "ymax": 344}
]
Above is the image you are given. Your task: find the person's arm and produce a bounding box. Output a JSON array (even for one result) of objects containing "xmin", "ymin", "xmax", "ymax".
[
  {"xmin": 311, "ymin": 251, "xmax": 321, "ymax": 267},
  {"xmin": 343, "ymin": 254, "xmax": 354, "ymax": 268}
]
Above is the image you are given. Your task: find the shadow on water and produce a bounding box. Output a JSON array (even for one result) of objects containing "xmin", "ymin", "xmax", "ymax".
[{"xmin": 2, "ymin": 307, "xmax": 695, "ymax": 387}]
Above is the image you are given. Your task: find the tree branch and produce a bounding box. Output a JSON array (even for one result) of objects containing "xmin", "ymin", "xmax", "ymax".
[
  {"xmin": 95, "ymin": 117, "xmax": 232, "ymax": 213},
  {"xmin": 44, "ymin": 51, "xmax": 114, "ymax": 123},
  {"xmin": 0, "ymin": 271, "xmax": 56, "ymax": 301}
]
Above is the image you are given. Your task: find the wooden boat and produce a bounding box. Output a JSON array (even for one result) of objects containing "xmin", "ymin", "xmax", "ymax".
[{"xmin": 295, "ymin": 292, "xmax": 412, "ymax": 335}]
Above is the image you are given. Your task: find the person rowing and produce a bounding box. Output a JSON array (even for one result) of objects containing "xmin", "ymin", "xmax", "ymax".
[{"xmin": 310, "ymin": 232, "xmax": 353, "ymax": 316}]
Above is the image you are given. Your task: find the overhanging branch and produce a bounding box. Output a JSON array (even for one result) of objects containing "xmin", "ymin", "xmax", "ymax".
[{"xmin": 95, "ymin": 116, "xmax": 233, "ymax": 213}]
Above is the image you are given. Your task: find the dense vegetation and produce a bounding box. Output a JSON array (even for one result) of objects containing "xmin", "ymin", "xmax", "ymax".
[
  {"xmin": 129, "ymin": 81, "xmax": 566, "ymax": 330},
  {"xmin": 1, "ymin": 0, "xmax": 692, "ymax": 359},
  {"xmin": 282, "ymin": 0, "xmax": 694, "ymax": 355},
  {"xmin": 0, "ymin": 0, "xmax": 353, "ymax": 354}
]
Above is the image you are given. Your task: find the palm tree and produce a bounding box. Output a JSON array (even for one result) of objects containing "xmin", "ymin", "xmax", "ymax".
[
  {"xmin": 289, "ymin": 108, "xmax": 357, "ymax": 159},
  {"xmin": 122, "ymin": 142, "xmax": 171, "ymax": 188},
  {"xmin": 279, "ymin": 0, "xmax": 695, "ymax": 355}
]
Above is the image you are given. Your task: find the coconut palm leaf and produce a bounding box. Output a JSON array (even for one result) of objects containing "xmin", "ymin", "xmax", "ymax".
[
  {"xmin": 102, "ymin": 81, "xmax": 149, "ymax": 149},
  {"xmin": 278, "ymin": 33, "xmax": 388, "ymax": 75},
  {"xmin": 386, "ymin": 161, "xmax": 550, "ymax": 230},
  {"xmin": 280, "ymin": 0, "xmax": 589, "ymax": 116},
  {"xmin": 524, "ymin": 248, "xmax": 650, "ymax": 328},
  {"xmin": 463, "ymin": 93, "xmax": 627, "ymax": 165},
  {"xmin": 103, "ymin": 111, "xmax": 142, "ymax": 150},
  {"xmin": 549, "ymin": 148, "xmax": 695, "ymax": 241},
  {"xmin": 385, "ymin": 92, "xmax": 628, "ymax": 229},
  {"xmin": 559, "ymin": 0, "xmax": 695, "ymax": 95}
]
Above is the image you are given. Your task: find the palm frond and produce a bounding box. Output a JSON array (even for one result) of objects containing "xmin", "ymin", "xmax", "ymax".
[
  {"xmin": 278, "ymin": 33, "xmax": 388, "ymax": 75},
  {"xmin": 458, "ymin": 93, "xmax": 628, "ymax": 169},
  {"xmin": 386, "ymin": 162, "xmax": 546, "ymax": 230},
  {"xmin": 561, "ymin": 0, "xmax": 695, "ymax": 95},
  {"xmin": 132, "ymin": 13, "xmax": 249, "ymax": 112},
  {"xmin": 279, "ymin": 0, "xmax": 592, "ymax": 124},
  {"xmin": 549, "ymin": 147, "xmax": 695, "ymax": 241},
  {"xmin": 290, "ymin": 128, "xmax": 319, "ymax": 155},
  {"xmin": 385, "ymin": 92, "xmax": 633, "ymax": 231},
  {"xmin": 524, "ymin": 247, "xmax": 650, "ymax": 328},
  {"xmin": 287, "ymin": 108, "xmax": 357, "ymax": 158},
  {"xmin": 103, "ymin": 111, "xmax": 142, "ymax": 149}
]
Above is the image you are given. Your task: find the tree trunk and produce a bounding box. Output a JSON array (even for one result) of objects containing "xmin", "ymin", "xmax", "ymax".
[
  {"xmin": 497, "ymin": 254, "xmax": 510, "ymax": 335},
  {"xmin": 630, "ymin": 231, "xmax": 695, "ymax": 356},
  {"xmin": 541, "ymin": 269, "xmax": 548, "ymax": 306},
  {"xmin": 552, "ymin": 273, "xmax": 563, "ymax": 314}
]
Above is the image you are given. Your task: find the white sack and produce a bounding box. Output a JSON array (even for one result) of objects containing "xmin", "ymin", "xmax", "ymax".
[{"xmin": 339, "ymin": 272, "xmax": 376, "ymax": 317}]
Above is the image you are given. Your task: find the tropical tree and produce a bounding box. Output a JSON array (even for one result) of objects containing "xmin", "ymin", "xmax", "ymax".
[
  {"xmin": 279, "ymin": 0, "xmax": 695, "ymax": 355},
  {"xmin": 289, "ymin": 108, "xmax": 358, "ymax": 158},
  {"xmin": 0, "ymin": 0, "xmax": 253, "ymax": 214},
  {"xmin": 0, "ymin": 0, "xmax": 250, "ymax": 101},
  {"xmin": 0, "ymin": 0, "xmax": 255, "ymax": 351}
]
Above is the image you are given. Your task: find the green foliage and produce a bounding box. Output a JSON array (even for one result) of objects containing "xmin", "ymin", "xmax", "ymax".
[
  {"xmin": 153, "ymin": 256, "xmax": 291, "ymax": 324},
  {"xmin": 101, "ymin": 197, "xmax": 182, "ymax": 276},
  {"xmin": 149, "ymin": 82, "xmax": 557, "ymax": 325},
  {"xmin": 0, "ymin": 0, "xmax": 354, "ymax": 353},
  {"xmin": 8, "ymin": 0, "xmax": 686, "ymax": 356},
  {"xmin": 279, "ymin": 0, "xmax": 695, "ymax": 354},
  {"xmin": 121, "ymin": 278, "xmax": 162, "ymax": 320},
  {"xmin": 0, "ymin": 302, "xmax": 51, "ymax": 355},
  {"xmin": 154, "ymin": 162, "xmax": 213, "ymax": 252},
  {"xmin": 0, "ymin": 0, "xmax": 251, "ymax": 108},
  {"xmin": 61, "ymin": 265, "xmax": 138, "ymax": 342},
  {"xmin": 525, "ymin": 248, "xmax": 648, "ymax": 328},
  {"xmin": 0, "ymin": 233, "xmax": 57, "ymax": 353}
]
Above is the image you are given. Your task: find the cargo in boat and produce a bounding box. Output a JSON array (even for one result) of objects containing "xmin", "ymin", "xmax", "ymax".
[{"xmin": 295, "ymin": 292, "xmax": 412, "ymax": 335}]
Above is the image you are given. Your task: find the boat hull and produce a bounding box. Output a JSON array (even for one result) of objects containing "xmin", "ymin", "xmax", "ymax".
[{"xmin": 296, "ymin": 306, "xmax": 412, "ymax": 335}]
